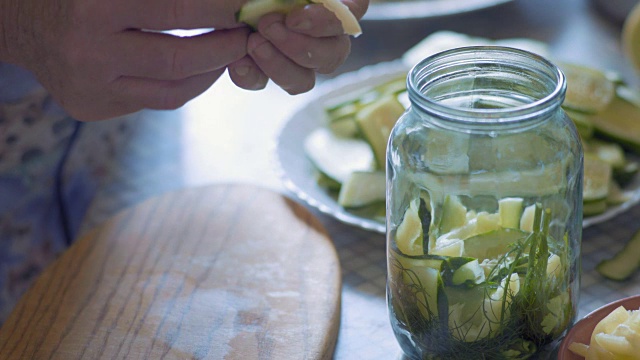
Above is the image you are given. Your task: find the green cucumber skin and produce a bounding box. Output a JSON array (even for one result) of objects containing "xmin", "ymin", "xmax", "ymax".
[{"xmin": 597, "ymin": 229, "xmax": 640, "ymax": 281}]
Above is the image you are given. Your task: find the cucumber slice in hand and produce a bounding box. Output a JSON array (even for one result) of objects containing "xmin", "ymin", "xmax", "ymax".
[
  {"xmin": 312, "ymin": 0, "xmax": 362, "ymax": 36},
  {"xmin": 237, "ymin": 0, "xmax": 309, "ymax": 28},
  {"xmin": 238, "ymin": 0, "xmax": 362, "ymax": 36}
]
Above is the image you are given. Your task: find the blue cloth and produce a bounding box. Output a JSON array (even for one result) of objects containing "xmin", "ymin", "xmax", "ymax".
[{"xmin": 0, "ymin": 63, "xmax": 122, "ymax": 323}]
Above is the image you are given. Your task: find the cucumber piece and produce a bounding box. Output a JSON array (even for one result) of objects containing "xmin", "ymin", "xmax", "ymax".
[
  {"xmin": 559, "ymin": 62, "xmax": 616, "ymax": 114},
  {"xmin": 452, "ymin": 259, "xmax": 485, "ymax": 285},
  {"xmin": 314, "ymin": 170, "xmax": 341, "ymax": 191},
  {"xmin": 348, "ymin": 202, "xmax": 385, "ymax": 222},
  {"xmin": 431, "ymin": 240, "xmax": 464, "ymax": 257},
  {"xmin": 617, "ymin": 83, "xmax": 640, "ymax": 106},
  {"xmin": 435, "ymin": 211, "xmax": 501, "ymax": 248},
  {"xmin": 463, "ymin": 228, "xmax": 529, "ymax": 261},
  {"xmin": 311, "ymin": 0, "xmax": 362, "ymax": 36},
  {"xmin": 499, "ymin": 197, "xmax": 524, "ymax": 229},
  {"xmin": 613, "ymin": 161, "xmax": 640, "ymax": 187},
  {"xmin": 519, "ymin": 204, "xmax": 536, "ymax": 232},
  {"xmin": 438, "ymin": 195, "xmax": 467, "ymax": 234},
  {"xmin": 326, "ymin": 99, "xmax": 361, "ymax": 121},
  {"xmin": 583, "ymin": 199, "xmax": 607, "ymax": 216},
  {"xmin": 546, "ymin": 254, "xmax": 563, "ymax": 279},
  {"xmin": 587, "ymin": 139, "xmax": 627, "ymax": 170},
  {"xmin": 607, "ymin": 181, "xmax": 631, "ymax": 205},
  {"xmin": 355, "ymin": 94, "xmax": 405, "ymax": 169},
  {"xmin": 391, "ymin": 250, "xmax": 446, "ymax": 273},
  {"xmin": 564, "ymin": 108, "xmax": 595, "ymax": 140},
  {"xmin": 590, "ymin": 87, "xmax": 640, "ymax": 154},
  {"xmin": 325, "ymin": 75, "xmax": 406, "ymax": 137},
  {"xmin": 328, "ymin": 116, "xmax": 358, "ymax": 138},
  {"xmin": 395, "ymin": 199, "xmax": 424, "ymax": 256},
  {"xmin": 390, "ymin": 250, "xmax": 446, "ymax": 319},
  {"xmin": 374, "ymin": 77, "xmax": 407, "ymax": 96},
  {"xmin": 411, "ymin": 265, "xmax": 445, "ymax": 319},
  {"xmin": 596, "ymin": 229, "xmax": 640, "ymax": 281},
  {"xmin": 583, "ymin": 155, "xmax": 613, "ymax": 203},
  {"xmin": 237, "ymin": 0, "xmax": 308, "ymax": 28},
  {"xmin": 304, "ymin": 127, "xmax": 374, "ymax": 184},
  {"xmin": 337, "ymin": 171, "xmax": 385, "ymax": 208}
]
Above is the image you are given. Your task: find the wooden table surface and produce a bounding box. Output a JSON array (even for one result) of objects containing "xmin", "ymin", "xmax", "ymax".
[{"xmin": 0, "ymin": 184, "xmax": 341, "ymax": 359}]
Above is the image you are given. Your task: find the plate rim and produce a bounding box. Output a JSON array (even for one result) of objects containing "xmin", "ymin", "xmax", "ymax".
[{"xmin": 363, "ymin": 0, "xmax": 514, "ymax": 21}]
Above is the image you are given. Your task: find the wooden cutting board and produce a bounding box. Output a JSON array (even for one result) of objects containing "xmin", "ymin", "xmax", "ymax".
[{"xmin": 0, "ymin": 184, "xmax": 341, "ymax": 359}]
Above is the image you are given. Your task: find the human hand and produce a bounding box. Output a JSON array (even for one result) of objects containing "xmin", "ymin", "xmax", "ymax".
[
  {"xmin": 0, "ymin": 0, "xmax": 251, "ymax": 121},
  {"xmin": 228, "ymin": 0, "xmax": 369, "ymax": 94}
]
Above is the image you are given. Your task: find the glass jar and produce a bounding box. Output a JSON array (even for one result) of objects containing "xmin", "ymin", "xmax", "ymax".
[{"xmin": 386, "ymin": 46, "xmax": 583, "ymax": 359}]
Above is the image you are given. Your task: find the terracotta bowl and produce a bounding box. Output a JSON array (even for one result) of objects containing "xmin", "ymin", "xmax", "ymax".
[{"xmin": 557, "ymin": 295, "xmax": 640, "ymax": 360}]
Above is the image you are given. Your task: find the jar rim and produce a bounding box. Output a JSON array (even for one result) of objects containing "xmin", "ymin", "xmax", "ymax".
[{"xmin": 407, "ymin": 46, "xmax": 566, "ymax": 125}]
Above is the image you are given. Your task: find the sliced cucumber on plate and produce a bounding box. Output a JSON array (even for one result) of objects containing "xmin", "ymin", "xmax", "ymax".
[
  {"xmin": 301, "ymin": 33, "xmax": 640, "ymax": 228},
  {"xmin": 303, "ymin": 127, "xmax": 374, "ymax": 184}
]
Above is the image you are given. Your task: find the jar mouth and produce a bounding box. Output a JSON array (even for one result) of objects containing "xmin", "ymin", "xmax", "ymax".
[{"xmin": 408, "ymin": 46, "xmax": 566, "ymax": 125}]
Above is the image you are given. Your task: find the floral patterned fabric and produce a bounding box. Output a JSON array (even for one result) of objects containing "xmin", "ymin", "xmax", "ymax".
[{"xmin": 0, "ymin": 63, "xmax": 133, "ymax": 324}]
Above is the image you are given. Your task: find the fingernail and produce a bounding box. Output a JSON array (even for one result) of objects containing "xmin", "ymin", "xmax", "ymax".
[
  {"xmin": 265, "ymin": 21, "xmax": 287, "ymax": 42},
  {"xmin": 292, "ymin": 20, "xmax": 312, "ymax": 31},
  {"xmin": 235, "ymin": 66, "xmax": 250, "ymax": 76},
  {"xmin": 253, "ymin": 42, "xmax": 273, "ymax": 60}
]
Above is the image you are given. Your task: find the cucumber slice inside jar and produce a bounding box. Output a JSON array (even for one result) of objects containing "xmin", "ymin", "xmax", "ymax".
[
  {"xmin": 499, "ymin": 197, "xmax": 524, "ymax": 229},
  {"xmin": 438, "ymin": 195, "xmax": 467, "ymax": 234},
  {"xmin": 462, "ymin": 228, "xmax": 529, "ymax": 261},
  {"xmin": 395, "ymin": 199, "xmax": 425, "ymax": 256}
]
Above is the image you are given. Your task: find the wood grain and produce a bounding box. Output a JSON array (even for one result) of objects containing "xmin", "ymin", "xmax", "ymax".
[{"xmin": 0, "ymin": 184, "xmax": 341, "ymax": 360}]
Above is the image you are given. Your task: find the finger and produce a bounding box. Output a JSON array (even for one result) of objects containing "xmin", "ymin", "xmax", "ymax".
[
  {"xmin": 248, "ymin": 33, "xmax": 315, "ymax": 95},
  {"xmin": 111, "ymin": 28, "xmax": 249, "ymax": 81},
  {"xmin": 112, "ymin": 68, "xmax": 226, "ymax": 111},
  {"xmin": 285, "ymin": 0, "xmax": 367, "ymax": 37},
  {"xmin": 228, "ymin": 56, "xmax": 269, "ymax": 91},
  {"xmin": 258, "ymin": 14, "xmax": 350, "ymax": 74},
  {"xmin": 114, "ymin": 0, "xmax": 246, "ymax": 30}
]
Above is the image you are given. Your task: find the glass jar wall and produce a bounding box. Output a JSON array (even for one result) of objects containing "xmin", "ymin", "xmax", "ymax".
[{"xmin": 386, "ymin": 46, "xmax": 583, "ymax": 359}]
